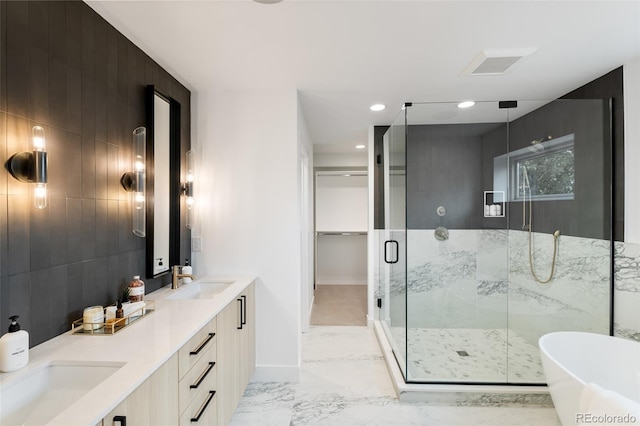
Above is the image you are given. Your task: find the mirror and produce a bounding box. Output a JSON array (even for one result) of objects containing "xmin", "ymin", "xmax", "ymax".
[{"xmin": 146, "ymin": 86, "xmax": 181, "ymax": 278}]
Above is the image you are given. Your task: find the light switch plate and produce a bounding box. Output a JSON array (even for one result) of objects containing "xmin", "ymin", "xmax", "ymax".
[{"xmin": 192, "ymin": 236, "xmax": 202, "ymax": 252}]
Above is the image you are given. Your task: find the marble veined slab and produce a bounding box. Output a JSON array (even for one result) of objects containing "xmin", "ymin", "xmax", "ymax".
[{"xmin": 390, "ymin": 327, "xmax": 545, "ymax": 384}]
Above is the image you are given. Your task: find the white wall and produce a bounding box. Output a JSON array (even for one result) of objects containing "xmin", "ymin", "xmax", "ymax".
[
  {"xmin": 192, "ymin": 89, "xmax": 301, "ymax": 381},
  {"xmin": 316, "ymin": 234, "xmax": 368, "ymax": 285},
  {"xmin": 315, "ymin": 174, "xmax": 368, "ymax": 285},
  {"xmin": 625, "ymin": 57, "xmax": 640, "ymax": 243},
  {"xmin": 367, "ymin": 127, "xmax": 376, "ymax": 323},
  {"xmin": 315, "ymin": 175, "xmax": 368, "ymax": 232},
  {"xmin": 314, "ymin": 152, "xmax": 367, "ymax": 168},
  {"xmin": 297, "ymin": 100, "xmax": 315, "ymax": 333}
]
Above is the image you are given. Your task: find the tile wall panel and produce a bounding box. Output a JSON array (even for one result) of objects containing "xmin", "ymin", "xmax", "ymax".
[{"xmin": 1, "ymin": 0, "xmax": 191, "ymax": 347}]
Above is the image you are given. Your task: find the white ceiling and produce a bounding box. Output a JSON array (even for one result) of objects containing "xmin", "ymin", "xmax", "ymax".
[{"xmin": 87, "ymin": 0, "xmax": 640, "ymax": 154}]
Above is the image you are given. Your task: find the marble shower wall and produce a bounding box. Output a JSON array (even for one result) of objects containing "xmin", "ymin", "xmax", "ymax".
[
  {"xmin": 405, "ymin": 230, "xmax": 508, "ymax": 331},
  {"xmin": 508, "ymin": 230, "xmax": 610, "ymax": 345},
  {"xmin": 377, "ymin": 230, "xmax": 640, "ymax": 344},
  {"xmin": 376, "ymin": 229, "xmax": 617, "ymax": 347},
  {"xmin": 613, "ymin": 241, "xmax": 640, "ymax": 341}
]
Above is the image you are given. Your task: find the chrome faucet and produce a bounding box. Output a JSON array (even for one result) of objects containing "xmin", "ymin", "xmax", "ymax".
[{"xmin": 172, "ymin": 265, "xmax": 194, "ymax": 289}]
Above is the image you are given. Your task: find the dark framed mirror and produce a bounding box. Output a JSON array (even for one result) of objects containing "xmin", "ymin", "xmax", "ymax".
[{"xmin": 146, "ymin": 85, "xmax": 181, "ymax": 278}]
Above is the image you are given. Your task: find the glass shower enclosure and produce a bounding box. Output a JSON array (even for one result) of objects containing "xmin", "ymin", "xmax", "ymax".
[{"xmin": 377, "ymin": 99, "xmax": 613, "ymax": 384}]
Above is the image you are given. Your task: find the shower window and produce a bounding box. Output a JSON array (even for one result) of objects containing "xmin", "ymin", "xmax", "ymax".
[{"xmin": 494, "ymin": 133, "xmax": 575, "ymax": 201}]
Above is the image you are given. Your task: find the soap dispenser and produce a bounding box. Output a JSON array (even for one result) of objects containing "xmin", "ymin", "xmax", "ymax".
[
  {"xmin": 182, "ymin": 259, "xmax": 193, "ymax": 284},
  {"xmin": 0, "ymin": 316, "xmax": 29, "ymax": 373}
]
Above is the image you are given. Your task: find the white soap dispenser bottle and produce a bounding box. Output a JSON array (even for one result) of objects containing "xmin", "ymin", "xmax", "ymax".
[
  {"xmin": 0, "ymin": 316, "xmax": 29, "ymax": 373},
  {"xmin": 182, "ymin": 259, "xmax": 193, "ymax": 284}
]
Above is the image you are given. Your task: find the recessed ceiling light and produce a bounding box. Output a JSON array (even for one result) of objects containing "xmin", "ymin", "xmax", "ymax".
[
  {"xmin": 356, "ymin": 145, "xmax": 366, "ymax": 149},
  {"xmin": 370, "ymin": 104, "xmax": 386, "ymax": 112},
  {"xmin": 457, "ymin": 101, "xmax": 475, "ymax": 109}
]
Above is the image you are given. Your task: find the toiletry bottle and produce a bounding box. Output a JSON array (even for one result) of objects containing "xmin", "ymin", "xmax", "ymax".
[
  {"xmin": 116, "ymin": 300, "xmax": 124, "ymax": 319},
  {"xmin": 0, "ymin": 316, "xmax": 29, "ymax": 373},
  {"xmin": 182, "ymin": 259, "xmax": 193, "ymax": 284},
  {"xmin": 128, "ymin": 275, "xmax": 145, "ymax": 302}
]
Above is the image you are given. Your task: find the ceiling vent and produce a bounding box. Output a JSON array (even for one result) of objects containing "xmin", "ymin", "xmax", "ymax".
[{"xmin": 461, "ymin": 48, "xmax": 537, "ymax": 76}]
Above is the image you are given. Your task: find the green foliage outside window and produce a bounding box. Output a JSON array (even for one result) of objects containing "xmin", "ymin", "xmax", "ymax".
[{"xmin": 517, "ymin": 149, "xmax": 575, "ymax": 198}]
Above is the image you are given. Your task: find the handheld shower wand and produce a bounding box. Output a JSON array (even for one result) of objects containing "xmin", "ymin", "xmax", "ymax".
[{"xmin": 522, "ymin": 165, "xmax": 560, "ymax": 284}]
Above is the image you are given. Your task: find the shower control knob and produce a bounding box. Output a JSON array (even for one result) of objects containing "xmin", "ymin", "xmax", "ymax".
[{"xmin": 436, "ymin": 206, "xmax": 446, "ymax": 217}]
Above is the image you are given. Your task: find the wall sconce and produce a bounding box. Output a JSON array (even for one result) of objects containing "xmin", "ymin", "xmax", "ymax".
[
  {"xmin": 120, "ymin": 127, "xmax": 146, "ymax": 237},
  {"xmin": 7, "ymin": 125, "xmax": 48, "ymax": 209},
  {"xmin": 182, "ymin": 149, "xmax": 194, "ymax": 229}
]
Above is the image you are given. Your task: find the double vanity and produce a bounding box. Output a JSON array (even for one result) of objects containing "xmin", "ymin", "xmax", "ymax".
[{"xmin": 0, "ymin": 275, "xmax": 256, "ymax": 426}]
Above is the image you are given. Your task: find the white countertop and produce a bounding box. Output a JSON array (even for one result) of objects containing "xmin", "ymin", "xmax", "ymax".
[{"xmin": 0, "ymin": 275, "xmax": 256, "ymax": 426}]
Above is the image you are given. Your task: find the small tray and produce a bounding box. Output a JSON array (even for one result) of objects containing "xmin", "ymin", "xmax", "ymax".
[{"xmin": 71, "ymin": 300, "xmax": 155, "ymax": 335}]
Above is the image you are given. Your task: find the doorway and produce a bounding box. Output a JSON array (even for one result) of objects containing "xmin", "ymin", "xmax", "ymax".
[{"xmin": 311, "ymin": 171, "xmax": 368, "ymax": 326}]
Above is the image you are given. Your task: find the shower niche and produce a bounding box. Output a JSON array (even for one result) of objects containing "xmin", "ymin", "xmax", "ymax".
[
  {"xmin": 376, "ymin": 99, "xmax": 613, "ymax": 385},
  {"xmin": 483, "ymin": 191, "xmax": 505, "ymax": 217}
]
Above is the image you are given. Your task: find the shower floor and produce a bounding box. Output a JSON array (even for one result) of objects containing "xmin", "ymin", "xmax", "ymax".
[{"xmin": 388, "ymin": 327, "xmax": 545, "ymax": 383}]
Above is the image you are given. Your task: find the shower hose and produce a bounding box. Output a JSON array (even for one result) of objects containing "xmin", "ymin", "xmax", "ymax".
[{"xmin": 527, "ymin": 195, "xmax": 560, "ymax": 284}]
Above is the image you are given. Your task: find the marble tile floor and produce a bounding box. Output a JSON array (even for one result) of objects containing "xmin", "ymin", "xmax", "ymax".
[
  {"xmin": 229, "ymin": 326, "xmax": 561, "ymax": 426},
  {"xmin": 388, "ymin": 327, "xmax": 545, "ymax": 383}
]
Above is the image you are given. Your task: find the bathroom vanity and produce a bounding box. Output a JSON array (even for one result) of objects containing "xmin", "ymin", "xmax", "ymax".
[{"xmin": 0, "ymin": 276, "xmax": 256, "ymax": 426}]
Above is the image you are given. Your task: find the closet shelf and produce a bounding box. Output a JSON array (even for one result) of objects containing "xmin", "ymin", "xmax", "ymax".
[{"xmin": 316, "ymin": 231, "xmax": 368, "ymax": 236}]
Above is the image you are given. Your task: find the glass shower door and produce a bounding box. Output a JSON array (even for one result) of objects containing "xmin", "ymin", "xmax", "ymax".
[
  {"xmin": 381, "ymin": 109, "xmax": 408, "ymax": 379},
  {"xmin": 404, "ymin": 101, "xmax": 511, "ymax": 383}
]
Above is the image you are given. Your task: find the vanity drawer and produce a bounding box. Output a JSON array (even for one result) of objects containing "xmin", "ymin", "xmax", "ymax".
[
  {"xmin": 179, "ymin": 318, "xmax": 217, "ymax": 379},
  {"xmin": 179, "ymin": 387, "xmax": 218, "ymax": 426},
  {"xmin": 179, "ymin": 341, "xmax": 217, "ymax": 413}
]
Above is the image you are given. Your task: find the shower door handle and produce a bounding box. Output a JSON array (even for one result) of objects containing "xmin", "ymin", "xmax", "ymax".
[{"xmin": 384, "ymin": 240, "xmax": 399, "ymax": 264}]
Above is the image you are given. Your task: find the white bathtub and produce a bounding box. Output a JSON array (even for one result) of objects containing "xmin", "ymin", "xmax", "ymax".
[{"xmin": 539, "ymin": 332, "xmax": 640, "ymax": 425}]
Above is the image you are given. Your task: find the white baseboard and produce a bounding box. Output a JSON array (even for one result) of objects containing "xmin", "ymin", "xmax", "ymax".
[
  {"xmin": 315, "ymin": 277, "xmax": 367, "ymax": 285},
  {"xmin": 251, "ymin": 365, "xmax": 301, "ymax": 382}
]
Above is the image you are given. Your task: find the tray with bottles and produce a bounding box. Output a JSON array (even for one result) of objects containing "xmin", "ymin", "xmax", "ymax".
[{"xmin": 71, "ymin": 300, "xmax": 155, "ymax": 335}]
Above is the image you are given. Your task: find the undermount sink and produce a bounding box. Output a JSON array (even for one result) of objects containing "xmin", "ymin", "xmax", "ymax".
[
  {"xmin": 167, "ymin": 280, "xmax": 234, "ymax": 300},
  {"xmin": 0, "ymin": 361, "xmax": 124, "ymax": 426}
]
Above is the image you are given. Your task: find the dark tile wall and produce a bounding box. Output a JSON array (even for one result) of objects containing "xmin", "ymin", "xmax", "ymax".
[
  {"xmin": 562, "ymin": 67, "xmax": 624, "ymax": 242},
  {"xmin": 503, "ymin": 99, "xmax": 611, "ymax": 240},
  {"xmin": 373, "ymin": 126, "xmax": 388, "ymax": 230},
  {"xmin": 373, "ymin": 69, "xmax": 624, "ymax": 240},
  {"xmin": 406, "ymin": 123, "xmax": 503, "ymax": 230},
  {"xmin": 0, "ymin": 0, "xmax": 191, "ymax": 347}
]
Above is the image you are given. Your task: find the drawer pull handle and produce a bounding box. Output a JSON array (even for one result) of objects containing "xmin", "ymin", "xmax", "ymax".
[
  {"xmin": 113, "ymin": 415, "xmax": 126, "ymax": 426},
  {"xmin": 237, "ymin": 298, "xmax": 243, "ymax": 330},
  {"xmin": 241, "ymin": 295, "xmax": 247, "ymax": 325},
  {"xmin": 191, "ymin": 390, "xmax": 216, "ymax": 423},
  {"xmin": 190, "ymin": 333, "xmax": 215, "ymax": 356},
  {"xmin": 190, "ymin": 362, "xmax": 215, "ymax": 389}
]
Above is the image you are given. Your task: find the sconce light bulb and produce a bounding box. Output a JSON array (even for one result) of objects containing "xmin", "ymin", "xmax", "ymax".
[
  {"xmin": 135, "ymin": 160, "xmax": 145, "ymax": 171},
  {"xmin": 187, "ymin": 173, "xmax": 194, "ymax": 183},
  {"xmin": 186, "ymin": 197, "xmax": 194, "ymax": 207},
  {"xmin": 32, "ymin": 126, "xmax": 46, "ymax": 151},
  {"xmin": 135, "ymin": 192, "xmax": 145, "ymax": 205},
  {"xmin": 33, "ymin": 137, "xmax": 45, "ymax": 151},
  {"xmin": 34, "ymin": 183, "xmax": 47, "ymax": 209}
]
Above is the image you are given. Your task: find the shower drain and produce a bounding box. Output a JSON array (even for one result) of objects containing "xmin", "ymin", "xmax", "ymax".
[{"xmin": 456, "ymin": 350, "xmax": 470, "ymax": 357}]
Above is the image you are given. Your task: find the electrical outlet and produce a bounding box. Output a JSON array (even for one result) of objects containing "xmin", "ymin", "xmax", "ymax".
[{"xmin": 192, "ymin": 236, "xmax": 202, "ymax": 252}]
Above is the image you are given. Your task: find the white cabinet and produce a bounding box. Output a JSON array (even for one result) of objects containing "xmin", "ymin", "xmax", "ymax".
[
  {"xmin": 217, "ymin": 283, "xmax": 255, "ymax": 426},
  {"xmin": 103, "ymin": 353, "xmax": 178, "ymax": 426},
  {"xmin": 239, "ymin": 283, "xmax": 255, "ymax": 391},
  {"xmin": 102, "ymin": 283, "xmax": 254, "ymax": 426},
  {"xmin": 178, "ymin": 317, "xmax": 218, "ymax": 426}
]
